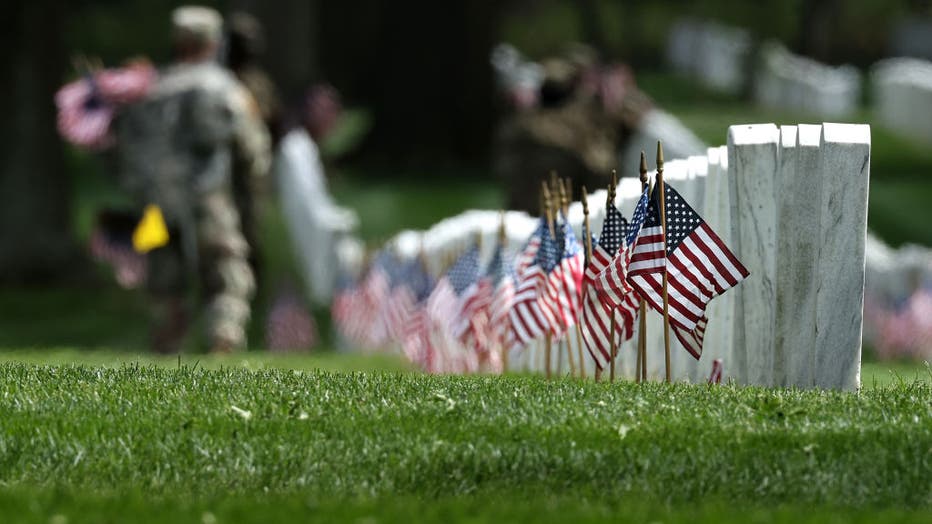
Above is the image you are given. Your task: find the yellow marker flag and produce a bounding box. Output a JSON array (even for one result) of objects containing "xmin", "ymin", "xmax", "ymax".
[{"xmin": 132, "ymin": 204, "xmax": 170, "ymax": 253}]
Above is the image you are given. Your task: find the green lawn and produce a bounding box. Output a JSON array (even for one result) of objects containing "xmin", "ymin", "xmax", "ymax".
[{"xmin": 0, "ymin": 363, "xmax": 928, "ymax": 522}]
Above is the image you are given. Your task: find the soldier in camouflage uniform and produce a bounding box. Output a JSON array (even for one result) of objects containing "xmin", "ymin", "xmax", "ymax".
[
  {"xmin": 225, "ymin": 12, "xmax": 283, "ymax": 282},
  {"xmin": 114, "ymin": 6, "xmax": 271, "ymax": 353},
  {"xmin": 493, "ymin": 47, "xmax": 653, "ymax": 212}
]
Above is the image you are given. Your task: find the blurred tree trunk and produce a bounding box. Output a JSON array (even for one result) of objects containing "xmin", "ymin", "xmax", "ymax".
[
  {"xmin": 797, "ymin": 0, "xmax": 838, "ymax": 62},
  {"xmin": 321, "ymin": 0, "xmax": 501, "ymax": 166},
  {"xmin": 0, "ymin": 1, "xmax": 76, "ymax": 282}
]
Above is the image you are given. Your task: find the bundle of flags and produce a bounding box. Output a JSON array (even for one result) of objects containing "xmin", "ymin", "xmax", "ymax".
[
  {"xmin": 55, "ymin": 60, "xmax": 157, "ymax": 151},
  {"xmin": 332, "ymin": 176, "xmax": 748, "ymax": 379}
]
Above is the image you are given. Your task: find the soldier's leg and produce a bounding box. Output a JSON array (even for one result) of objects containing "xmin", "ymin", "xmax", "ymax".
[
  {"xmin": 197, "ymin": 192, "xmax": 256, "ymax": 352},
  {"xmin": 146, "ymin": 241, "xmax": 190, "ymax": 354}
]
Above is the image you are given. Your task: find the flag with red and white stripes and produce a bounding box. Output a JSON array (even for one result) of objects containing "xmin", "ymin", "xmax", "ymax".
[
  {"xmin": 545, "ymin": 214, "xmax": 585, "ymax": 337},
  {"xmin": 55, "ymin": 63, "xmax": 156, "ymax": 151},
  {"xmin": 508, "ymin": 218, "xmax": 560, "ymax": 351},
  {"xmin": 627, "ymin": 182, "xmax": 749, "ymax": 359},
  {"xmin": 594, "ymin": 187, "xmax": 650, "ymax": 309},
  {"xmin": 399, "ymin": 260, "xmax": 435, "ymax": 368},
  {"xmin": 708, "ymin": 358, "xmax": 723, "ymax": 384},
  {"xmin": 453, "ymin": 245, "xmax": 492, "ymax": 356},
  {"xmin": 484, "ymin": 242, "xmax": 514, "ymax": 372},
  {"xmin": 581, "ymin": 202, "xmax": 630, "ymax": 370}
]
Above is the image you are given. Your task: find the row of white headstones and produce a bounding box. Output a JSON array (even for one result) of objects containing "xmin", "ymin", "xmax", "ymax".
[
  {"xmin": 388, "ymin": 123, "xmax": 871, "ymax": 390},
  {"xmin": 666, "ymin": 18, "xmax": 932, "ymax": 134}
]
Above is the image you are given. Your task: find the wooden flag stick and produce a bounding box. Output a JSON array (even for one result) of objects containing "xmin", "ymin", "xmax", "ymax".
[
  {"xmin": 542, "ymin": 180, "xmax": 555, "ymax": 379},
  {"xmin": 559, "ymin": 178, "xmax": 569, "ymax": 216},
  {"xmin": 656, "ymin": 142, "xmax": 672, "ymax": 383},
  {"xmin": 609, "ymin": 315, "xmax": 617, "ymax": 382},
  {"xmin": 498, "ymin": 211, "xmax": 509, "ymax": 374},
  {"xmin": 563, "ymin": 337, "xmax": 575, "ymax": 377},
  {"xmin": 577, "ymin": 186, "xmax": 592, "ymax": 380},
  {"xmin": 637, "ymin": 152, "xmax": 649, "ymax": 383},
  {"xmin": 608, "ymin": 171, "xmax": 619, "ymax": 383},
  {"xmin": 564, "ymin": 177, "xmax": 573, "ymax": 214},
  {"xmin": 557, "ymin": 177, "xmax": 578, "ymax": 377},
  {"xmin": 542, "ymin": 181, "xmax": 556, "ymax": 238}
]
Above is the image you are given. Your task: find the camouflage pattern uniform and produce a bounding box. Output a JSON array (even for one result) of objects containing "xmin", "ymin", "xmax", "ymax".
[
  {"xmin": 493, "ymin": 53, "xmax": 653, "ymax": 213},
  {"xmin": 226, "ymin": 11, "xmax": 283, "ymax": 280},
  {"xmin": 115, "ymin": 60, "xmax": 270, "ymax": 352},
  {"xmin": 494, "ymin": 57, "xmax": 614, "ymax": 212}
]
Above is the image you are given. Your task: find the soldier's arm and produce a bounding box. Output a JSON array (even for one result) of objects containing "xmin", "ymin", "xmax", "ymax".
[{"xmin": 229, "ymin": 86, "xmax": 272, "ymax": 195}]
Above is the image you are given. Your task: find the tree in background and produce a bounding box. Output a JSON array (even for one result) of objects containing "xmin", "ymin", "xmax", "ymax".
[{"xmin": 0, "ymin": 1, "xmax": 74, "ymax": 282}]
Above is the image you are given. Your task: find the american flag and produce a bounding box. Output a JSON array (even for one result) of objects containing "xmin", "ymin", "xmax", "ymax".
[
  {"xmin": 627, "ymin": 182, "xmax": 749, "ymax": 359},
  {"xmin": 545, "ymin": 213, "xmax": 584, "ymax": 336},
  {"xmin": 355, "ymin": 252, "xmax": 394, "ymax": 348},
  {"xmin": 484, "ymin": 242, "xmax": 515, "ymax": 372},
  {"xmin": 515, "ymin": 220, "xmax": 545, "ymax": 275},
  {"xmin": 708, "ymin": 358, "xmax": 723, "ymax": 384},
  {"xmin": 332, "ymin": 273, "xmax": 361, "ymax": 344},
  {"xmin": 508, "ymin": 218, "xmax": 560, "ymax": 351},
  {"xmin": 400, "ymin": 260, "xmax": 436, "ymax": 367},
  {"xmin": 426, "ymin": 246, "xmax": 481, "ymax": 372},
  {"xmin": 266, "ymin": 286, "xmax": 317, "ymax": 352},
  {"xmin": 55, "ymin": 63, "xmax": 156, "ymax": 151},
  {"xmin": 55, "ymin": 76, "xmax": 115, "ymax": 151},
  {"xmin": 384, "ymin": 258, "xmax": 422, "ymax": 344},
  {"xmin": 594, "ymin": 187, "xmax": 650, "ymax": 309},
  {"xmin": 455, "ymin": 245, "xmax": 498, "ymax": 361},
  {"xmin": 581, "ymin": 201, "xmax": 630, "ymax": 370}
]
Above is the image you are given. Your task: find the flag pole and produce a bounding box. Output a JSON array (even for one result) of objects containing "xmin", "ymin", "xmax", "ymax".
[
  {"xmin": 577, "ymin": 186, "xmax": 592, "ymax": 380},
  {"xmin": 638, "ymin": 152, "xmax": 649, "ymax": 383},
  {"xmin": 557, "ymin": 178, "xmax": 576, "ymax": 378},
  {"xmin": 498, "ymin": 210, "xmax": 509, "ymax": 374},
  {"xmin": 608, "ymin": 170, "xmax": 619, "ymax": 383},
  {"xmin": 656, "ymin": 141, "xmax": 672, "ymax": 383},
  {"xmin": 542, "ymin": 180, "xmax": 555, "ymax": 380}
]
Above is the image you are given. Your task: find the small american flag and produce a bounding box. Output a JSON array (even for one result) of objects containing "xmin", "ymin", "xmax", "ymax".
[
  {"xmin": 426, "ymin": 246, "xmax": 481, "ymax": 373},
  {"xmin": 332, "ymin": 273, "xmax": 361, "ymax": 344},
  {"xmin": 509, "ymin": 218, "xmax": 559, "ymax": 351},
  {"xmin": 545, "ymin": 213, "xmax": 585, "ymax": 337},
  {"xmin": 384, "ymin": 258, "xmax": 420, "ymax": 344},
  {"xmin": 356, "ymin": 252, "xmax": 394, "ymax": 348},
  {"xmin": 627, "ymin": 182, "xmax": 749, "ymax": 359},
  {"xmin": 456, "ymin": 244, "xmax": 501, "ymax": 362},
  {"xmin": 581, "ymin": 202, "xmax": 630, "ymax": 370},
  {"xmin": 400, "ymin": 260, "xmax": 435, "ymax": 367},
  {"xmin": 266, "ymin": 287, "xmax": 317, "ymax": 352},
  {"xmin": 484, "ymin": 242, "xmax": 514, "ymax": 372},
  {"xmin": 450, "ymin": 244, "xmax": 485, "ymax": 345},
  {"xmin": 708, "ymin": 358, "xmax": 723, "ymax": 384},
  {"xmin": 594, "ymin": 187, "xmax": 650, "ymax": 308},
  {"xmin": 55, "ymin": 63, "xmax": 156, "ymax": 151}
]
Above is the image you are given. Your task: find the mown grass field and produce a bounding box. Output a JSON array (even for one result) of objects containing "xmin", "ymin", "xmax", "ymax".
[{"xmin": 0, "ymin": 362, "xmax": 929, "ymax": 523}]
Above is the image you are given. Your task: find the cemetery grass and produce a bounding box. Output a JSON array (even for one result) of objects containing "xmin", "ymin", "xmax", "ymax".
[{"xmin": 0, "ymin": 364, "xmax": 930, "ymax": 523}]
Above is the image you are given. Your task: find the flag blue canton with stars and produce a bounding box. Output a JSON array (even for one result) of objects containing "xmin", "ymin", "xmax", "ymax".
[
  {"xmin": 597, "ymin": 203, "xmax": 627, "ymax": 254},
  {"xmin": 447, "ymin": 245, "xmax": 480, "ymax": 295},
  {"xmin": 627, "ymin": 187, "xmax": 651, "ymax": 247},
  {"xmin": 656, "ymin": 182, "xmax": 705, "ymax": 254},
  {"xmin": 556, "ymin": 212, "xmax": 581, "ymax": 259},
  {"xmin": 535, "ymin": 225, "xmax": 560, "ymax": 274}
]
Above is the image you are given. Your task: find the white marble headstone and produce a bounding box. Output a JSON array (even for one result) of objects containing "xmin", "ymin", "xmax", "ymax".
[
  {"xmin": 778, "ymin": 124, "xmax": 822, "ymax": 388},
  {"xmin": 813, "ymin": 123, "xmax": 870, "ymax": 391},
  {"xmin": 728, "ymin": 124, "xmax": 780, "ymax": 386}
]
